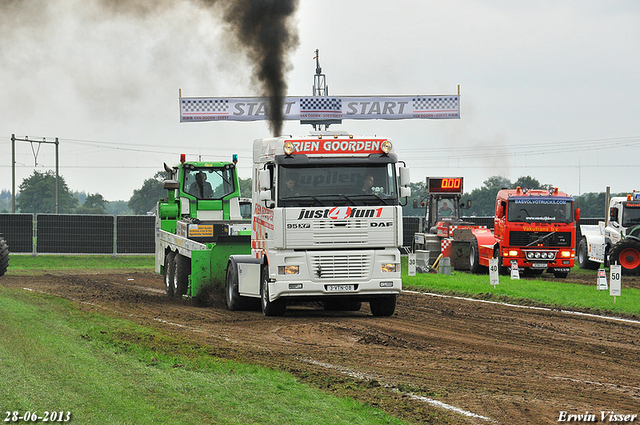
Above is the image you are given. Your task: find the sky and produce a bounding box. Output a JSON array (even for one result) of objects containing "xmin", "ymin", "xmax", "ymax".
[{"xmin": 1, "ymin": 0, "xmax": 639, "ymax": 203}]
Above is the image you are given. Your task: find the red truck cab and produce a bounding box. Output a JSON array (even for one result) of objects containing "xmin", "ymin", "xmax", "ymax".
[{"xmin": 471, "ymin": 187, "xmax": 579, "ymax": 278}]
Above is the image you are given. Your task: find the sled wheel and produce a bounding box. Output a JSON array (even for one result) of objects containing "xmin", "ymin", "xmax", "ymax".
[
  {"xmin": 173, "ymin": 254, "xmax": 190, "ymax": 298},
  {"xmin": 164, "ymin": 251, "xmax": 176, "ymax": 299}
]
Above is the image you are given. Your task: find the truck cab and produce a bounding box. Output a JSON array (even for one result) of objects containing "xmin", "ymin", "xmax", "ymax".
[
  {"xmin": 579, "ymin": 191, "xmax": 640, "ymax": 274},
  {"xmin": 227, "ymin": 131, "xmax": 411, "ymax": 316},
  {"xmin": 487, "ymin": 187, "xmax": 578, "ymax": 277}
]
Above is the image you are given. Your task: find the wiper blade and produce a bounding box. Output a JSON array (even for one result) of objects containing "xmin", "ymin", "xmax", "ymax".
[{"xmin": 348, "ymin": 193, "xmax": 394, "ymax": 205}]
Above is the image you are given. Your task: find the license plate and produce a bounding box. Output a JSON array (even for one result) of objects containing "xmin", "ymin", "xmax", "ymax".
[
  {"xmin": 326, "ymin": 284, "xmax": 355, "ymax": 292},
  {"xmin": 531, "ymin": 262, "xmax": 548, "ymax": 269}
]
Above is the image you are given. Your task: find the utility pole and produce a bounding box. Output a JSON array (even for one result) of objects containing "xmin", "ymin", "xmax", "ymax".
[{"xmin": 11, "ymin": 134, "xmax": 60, "ymax": 213}]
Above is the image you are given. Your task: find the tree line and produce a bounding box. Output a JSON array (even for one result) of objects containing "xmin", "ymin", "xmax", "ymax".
[{"xmin": 2, "ymin": 170, "xmax": 619, "ymax": 218}]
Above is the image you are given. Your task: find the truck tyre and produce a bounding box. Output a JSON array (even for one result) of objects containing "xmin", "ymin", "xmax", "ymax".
[
  {"xmin": 260, "ymin": 265, "xmax": 285, "ymax": 316},
  {"xmin": 577, "ymin": 238, "xmax": 599, "ymax": 270},
  {"xmin": 164, "ymin": 250, "xmax": 176, "ymax": 299},
  {"xmin": 469, "ymin": 238, "xmax": 483, "ymax": 273},
  {"xmin": 225, "ymin": 260, "xmax": 255, "ymax": 311},
  {"xmin": 370, "ymin": 295, "xmax": 396, "ymax": 317},
  {"xmin": 493, "ymin": 247, "xmax": 509, "ymax": 275},
  {"xmin": 323, "ymin": 299, "xmax": 362, "ymax": 312},
  {"xmin": 609, "ymin": 239, "xmax": 640, "ymax": 276},
  {"xmin": 553, "ymin": 270, "xmax": 569, "ymax": 279},
  {"xmin": 0, "ymin": 236, "xmax": 8, "ymax": 277},
  {"xmin": 173, "ymin": 254, "xmax": 190, "ymax": 298}
]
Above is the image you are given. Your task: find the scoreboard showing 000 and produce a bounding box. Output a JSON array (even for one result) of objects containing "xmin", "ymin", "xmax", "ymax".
[{"xmin": 427, "ymin": 177, "xmax": 464, "ymax": 194}]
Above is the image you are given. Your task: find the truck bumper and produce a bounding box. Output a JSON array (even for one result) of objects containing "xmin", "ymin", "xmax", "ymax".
[{"xmin": 268, "ymin": 248, "xmax": 402, "ymax": 301}]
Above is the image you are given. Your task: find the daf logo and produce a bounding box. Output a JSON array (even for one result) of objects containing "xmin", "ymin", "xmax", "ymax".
[{"xmin": 370, "ymin": 222, "xmax": 393, "ymax": 227}]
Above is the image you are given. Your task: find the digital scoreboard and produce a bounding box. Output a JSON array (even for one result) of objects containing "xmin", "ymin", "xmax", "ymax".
[{"xmin": 426, "ymin": 177, "xmax": 463, "ymax": 194}]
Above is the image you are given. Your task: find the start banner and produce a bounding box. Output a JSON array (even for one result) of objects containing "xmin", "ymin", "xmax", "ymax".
[{"xmin": 180, "ymin": 95, "xmax": 460, "ymax": 122}]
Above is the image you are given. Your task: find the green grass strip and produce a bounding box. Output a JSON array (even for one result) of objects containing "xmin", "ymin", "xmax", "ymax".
[
  {"xmin": 7, "ymin": 255, "xmax": 153, "ymax": 271},
  {"xmin": 401, "ymin": 257, "xmax": 640, "ymax": 317},
  {"xmin": 0, "ymin": 286, "xmax": 404, "ymax": 425}
]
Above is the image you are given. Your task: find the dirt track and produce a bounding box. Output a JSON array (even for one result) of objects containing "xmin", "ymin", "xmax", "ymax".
[{"xmin": 3, "ymin": 271, "xmax": 640, "ymax": 424}]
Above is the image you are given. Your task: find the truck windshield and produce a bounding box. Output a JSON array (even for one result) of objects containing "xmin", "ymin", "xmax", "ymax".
[
  {"xmin": 507, "ymin": 198, "xmax": 573, "ymax": 224},
  {"xmin": 278, "ymin": 163, "xmax": 398, "ymax": 207},
  {"xmin": 183, "ymin": 167, "xmax": 235, "ymax": 200},
  {"xmin": 622, "ymin": 204, "xmax": 640, "ymax": 227}
]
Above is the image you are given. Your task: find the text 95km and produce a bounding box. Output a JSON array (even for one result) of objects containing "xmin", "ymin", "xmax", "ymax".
[{"xmin": 5, "ymin": 411, "xmax": 71, "ymax": 422}]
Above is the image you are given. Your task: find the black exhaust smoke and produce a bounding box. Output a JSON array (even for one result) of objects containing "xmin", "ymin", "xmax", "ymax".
[
  {"xmin": 214, "ymin": 0, "xmax": 299, "ymax": 136},
  {"xmin": 101, "ymin": 0, "xmax": 300, "ymax": 136}
]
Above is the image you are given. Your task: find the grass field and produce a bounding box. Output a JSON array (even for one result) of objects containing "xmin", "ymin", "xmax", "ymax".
[
  {"xmin": 400, "ymin": 257, "xmax": 640, "ymax": 318},
  {"xmin": 0, "ymin": 285, "xmax": 404, "ymax": 425}
]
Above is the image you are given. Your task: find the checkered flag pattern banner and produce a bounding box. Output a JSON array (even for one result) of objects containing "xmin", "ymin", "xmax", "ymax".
[
  {"xmin": 181, "ymin": 99, "xmax": 228, "ymax": 116},
  {"xmin": 180, "ymin": 95, "xmax": 459, "ymax": 122},
  {"xmin": 299, "ymin": 97, "xmax": 342, "ymax": 112},
  {"xmin": 413, "ymin": 97, "xmax": 459, "ymax": 111}
]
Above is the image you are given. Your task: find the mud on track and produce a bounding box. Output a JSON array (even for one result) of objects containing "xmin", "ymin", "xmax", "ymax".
[{"xmin": 3, "ymin": 271, "xmax": 640, "ymax": 424}]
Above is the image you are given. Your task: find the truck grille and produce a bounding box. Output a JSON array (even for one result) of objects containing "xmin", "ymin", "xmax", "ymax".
[
  {"xmin": 509, "ymin": 231, "xmax": 572, "ymax": 247},
  {"xmin": 310, "ymin": 253, "xmax": 371, "ymax": 279}
]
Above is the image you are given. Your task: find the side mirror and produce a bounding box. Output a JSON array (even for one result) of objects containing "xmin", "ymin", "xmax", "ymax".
[
  {"xmin": 259, "ymin": 190, "xmax": 274, "ymax": 208},
  {"xmin": 400, "ymin": 187, "xmax": 411, "ymax": 198},
  {"xmin": 399, "ymin": 167, "xmax": 410, "ymax": 187},
  {"xmin": 496, "ymin": 204, "xmax": 504, "ymax": 218},
  {"xmin": 163, "ymin": 180, "xmax": 179, "ymax": 190},
  {"xmin": 259, "ymin": 169, "xmax": 271, "ymax": 191},
  {"xmin": 609, "ymin": 207, "xmax": 618, "ymax": 222},
  {"xmin": 574, "ymin": 208, "xmax": 581, "ymax": 221},
  {"xmin": 259, "ymin": 190, "xmax": 272, "ymax": 202}
]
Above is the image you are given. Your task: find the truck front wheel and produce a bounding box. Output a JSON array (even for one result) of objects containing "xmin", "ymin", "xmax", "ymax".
[
  {"xmin": 577, "ymin": 238, "xmax": 599, "ymax": 270},
  {"xmin": 164, "ymin": 251, "xmax": 176, "ymax": 299},
  {"xmin": 370, "ymin": 295, "xmax": 396, "ymax": 317},
  {"xmin": 609, "ymin": 240, "xmax": 640, "ymax": 276},
  {"xmin": 225, "ymin": 260, "xmax": 256, "ymax": 311},
  {"xmin": 260, "ymin": 265, "xmax": 286, "ymax": 316}
]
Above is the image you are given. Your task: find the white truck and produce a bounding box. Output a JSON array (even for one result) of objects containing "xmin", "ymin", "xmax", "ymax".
[
  {"xmin": 578, "ymin": 191, "xmax": 640, "ymax": 275},
  {"xmin": 225, "ymin": 131, "xmax": 411, "ymax": 316}
]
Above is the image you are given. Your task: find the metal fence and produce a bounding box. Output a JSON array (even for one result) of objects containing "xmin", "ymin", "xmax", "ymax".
[
  {"xmin": 1, "ymin": 214, "xmax": 603, "ymax": 255},
  {"xmin": 0, "ymin": 214, "xmax": 155, "ymax": 254}
]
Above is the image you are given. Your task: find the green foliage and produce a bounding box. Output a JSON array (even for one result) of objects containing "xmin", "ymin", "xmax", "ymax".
[
  {"xmin": 75, "ymin": 193, "xmax": 107, "ymax": 215},
  {"xmin": 128, "ymin": 170, "xmax": 166, "ymax": 215},
  {"xmin": 239, "ymin": 177, "xmax": 252, "ymax": 198},
  {"xmin": 464, "ymin": 175, "xmax": 510, "ymax": 216},
  {"xmin": 105, "ymin": 200, "xmax": 132, "ymax": 215},
  {"xmin": 16, "ymin": 170, "xmax": 78, "ymax": 213}
]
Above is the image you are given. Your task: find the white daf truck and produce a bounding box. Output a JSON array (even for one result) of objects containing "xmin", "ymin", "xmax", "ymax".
[
  {"xmin": 225, "ymin": 131, "xmax": 411, "ymax": 316},
  {"xmin": 578, "ymin": 191, "xmax": 640, "ymax": 275}
]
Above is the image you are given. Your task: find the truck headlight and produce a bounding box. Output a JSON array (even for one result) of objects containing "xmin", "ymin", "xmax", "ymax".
[
  {"xmin": 278, "ymin": 265, "xmax": 299, "ymax": 275},
  {"xmin": 283, "ymin": 141, "xmax": 295, "ymax": 155},
  {"xmin": 381, "ymin": 263, "xmax": 397, "ymax": 273}
]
